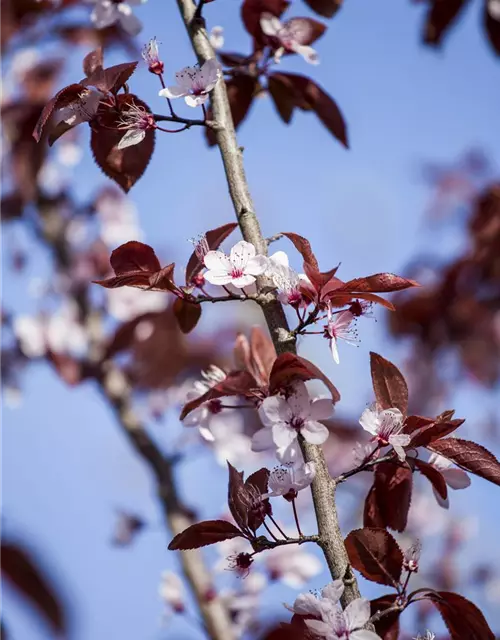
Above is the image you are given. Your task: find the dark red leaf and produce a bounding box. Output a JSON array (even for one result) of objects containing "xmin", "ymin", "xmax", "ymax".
[
  {"xmin": 403, "ymin": 415, "xmax": 435, "ymax": 434},
  {"xmin": 168, "ymin": 520, "xmax": 244, "ymax": 550},
  {"xmin": 427, "ymin": 438, "xmax": 500, "ymax": 487},
  {"xmin": 228, "ymin": 462, "xmax": 253, "ymax": 534},
  {"xmin": 484, "ymin": 1, "xmax": 500, "ymax": 56},
  {"xmin": 82, "ymin": 47, "xmax": 103, "ymax": 76},
  {"xmin": 245, "ymin": 468, "xmax": 270, "ymax": 495},
  {"xmin": 409, "ymin": 419, "xmax": 464, "ymax": 448},
  {"xmin": 82, "ymin": 61, "xmax": 138, "ymax": 93},
  {"xmin": 281, "ymin": 232, "xmax": 320, "ymax": 270},
  {"xmin": 185, "ymin": 222, "xmax": 238, "ymax": 283},
  {"xmin": 47, "ymin": 119, "xmax": 77, "ymax": 147},
  {"xmin": 180, "ymin": 371, "xmax": 257, "ymax": 420},
  {"xmin": 370, "ymin": 352, "xmax": 408, "ymax": 415},
  {"xmin": 268, "ymin": 74, "xmax": 296, "ymax": 124},
  {"xmin": 1, "ymin": 542, "xmax": 68, "ymax": 634},
  {"xmin": 345, "ymin": 528, "xmax": 404, "ymax": 586},
  {"xmin": 273, "ymin": 73, "xmax": 348, "ymax": 147},
  {"xmin": 413, "ymin": 459, "xmax": 448, "ymax": 501},
  {"xmin": 206, "ymin": 76, "xmax": 257, "ymax": 146},
  {"xmin": 32, "ymin": 83, "xmax": 83, "ymax": 142},
  {"xmin": 303, "ymin": 0, "xmax": 342, "ymax": 18},
  {"xmin": 363, "ymin": 485, "xmax": 385, "ymax": 529},
  {"xmin": 426, "ymin": 591, "xmax": 494, "ymax": 639},
  {"xmin": 90, "ymin": 95, "xmax": 155, "ymax": 192},
  {"xmin": 104, "ymin": 311, "xmax": 158, "ymax": 359},
  {"xmin": 241, "ymin": 0, "xmax": 290, "ymax": 41},
  {"xmin": 372, "ymin": 463, "xmax": 413, "ymax": 532},
  {"xmin": 338, "ymin": 273, "xmax": 420, "ymax": 294},
  {"xmin": 269, "ymin": 352, "xmax": 340, "ymax": 402},
  {"xmin": 111, "ymin": 241, "xmax": 161, "ymax": 274},
  {"xmin": 218, "ymin": 52, "xmax": 254, "ymax": 67},
  {"xmin": 422, "ymin": 0, "xmax": 470, "ymax": 47},
  {"xmin": 370, "ymin": 594, "xmax": 401, "ymax": 640},
  {"xmin": 249, "ymin": 326, "xmax": 276, "ymax": 385},
  {"xmin": 173, "ymin": 298, "xmax": 202, "ymax": 334},
  {"xmin": 326, "ymin": 290, "xmax": 396, "ymax": 311}
]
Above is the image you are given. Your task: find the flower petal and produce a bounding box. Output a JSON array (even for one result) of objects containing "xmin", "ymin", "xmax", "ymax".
[
  {"xmin": 276, "ymin": 441, "xmax": 302, "ymax": 464},
  {"xmin": 287, "ymin": 381, "xmax": 311, "ymax": 420},
  {"xmin": 310, "ymin": 397, "xmax": 333, "ymax": 421},
  {"xmin": 442, "ymin": 468, "xmax": 471, "ymax": 490},
  {"xmin": 260, "ymin": 13, "xmax": 282, "ymax": 36},
  {"xmin": 290, "ymin": 592, "xmax": 323, "ymax": 616},
  {"xmin": 304, "ymin": 619, "xmax": 331, "ymax": 637},
  {"xmin": 204, "ymin": 250, "xmax": 231, "ymax": 272},
  {"xmin": 245, "ymin": 255, "xmax": 269, "ymax": 276},
  {"xmin": 272, "ymin": 422, "xmax": 296, "ymax": 448},
  {"xmin": 175, "ymin": 66, "xmax": 197, "ymax": 91},
  {"xmin": 230, "ymin": 240, "xmax": 255, "ymax": 270},
  {"xmin": 343, "ymin": 597, "xmax": 370, "ymax": 631},
  {"xmin": 251, "ymin": 427, "xmax": 275, "ymax": 452},
  {"xmin": 185, "ymin": 93, "xmax": 208, "ymax": 107},
  {"xmin": 231, "ymin": 274, "xmax": 256, "ymax": 288},
  {"xmin": 203, "ymin": 270, "xmax": 234, "ymax": 286},
  {"xmin": 321, "ymin": 579, "xmax": 344, "ymax": 604},
  {"xmin": 269, "ymin": 251, "xmax": 290, "ymax": 268},
  {"xmin": 117, "ymin": 128, "xmax": 146, "ymax": 150},
  {"xmin": 301, "ymin": 420, "xmax": 329, "ymax": 445},
  {"xmin": 359, "ymin": 406, "xmax": 379, "ymax": 436},
  {"xmin": 296, "ymin": 44, "xmax": 320, "ymax": 65},
  {"xmin": 351, "ymin": 631, "xmax": 385, "ymax": 640},
  {"xmin": 258, "ymin": 395, "xmax": 287, "ymax": 427},
  {"xmin": 159, "ymin": 86, "xmax": 187, "ymax": 99},
  {"xmin": 330, "ymin": 336, "xmax": 340, "ymax": 364}
]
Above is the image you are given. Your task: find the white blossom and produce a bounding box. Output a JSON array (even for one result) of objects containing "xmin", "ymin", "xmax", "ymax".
[
  {"xmin": 182, "ymin": 365, "xmax": 227, "ymax": 441},
  {"xmin": 260, "ymin": 13, "xmax": 319, "ymax": 65},
  {"xmin": 117, "ymin": 102, "xmax": 155, "ymax": 150},
  {"xmin": 359, "ymin": 404, "xmax": 410, "ymax": 461},
  {"xmin": 266, "ymin": 251, "xmax": 306, "ymax": 307},
  {"xmin": 286, "ymin": 579, "xmax": 344, "ymax": 617},
  {"xmin": 203, "ymin": 240, "xmax": 268, "ymax": 289},
  {"xmin": 264, "ymin": 462, "xmax": 316, "ymax": 499},
  {"xmin": 325, "ymin": 308, "xmax": 358, "ymax": 364},
  {"xmin": 159, "ymin": 59, "xmax": 222, "ymax": 107}
]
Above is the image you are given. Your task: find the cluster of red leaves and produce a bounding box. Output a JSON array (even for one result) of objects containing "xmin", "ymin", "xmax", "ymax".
[
  {"xmin": 363, "ymin": 352, "xmax": 500, "ymax": 533},
  {"xmin": 390, "ymin": 183, "xmax": 500, "ymax": 389},
  {"xmin": 417, "ymin": 0, "xmax": 500, "ymax": 56}
]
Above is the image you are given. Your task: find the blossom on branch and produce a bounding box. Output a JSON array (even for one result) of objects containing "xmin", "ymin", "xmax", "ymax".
[
  {"xmin": 286, "ymin": 579, "xmax": 344, "ymax": 617},
  {"xmin": 359, "ymin": 404, "xmax": 410, "ymax": 461},
  {"xmin": 264, "ymin": 462, "xmax": 316, "ymax": 500},
  {"xmin": 159, "ymin": 59, "xmax": 222, "ymax": 107},
  {"xmin": 55, "ymin": 88, "xmax": 101, "ymax": 128},
  {"xmin": 183, "ymin": 365, "xmax": 228, "ymax": 441},
  {"xmin": 267, "ymin": 251, "xmax": 307, "ymax": 307},
  {"xmin": 252, "ymin": 382, "xmax": 332, "ymax": 462},
  {"xmin": 260, "ymin": 13, "xmax": 320, "ymax": 65},
  {"xmin": 89, "ymin": 0, "xmax": 146, "ymax": 36},
  {"xmin": 305, "ymin": 596, "xmax": 382, "ymax": 640},
  {"xmin": 142, "ymin": 37, "xmax": 164, "ymax": 75},
  {"xmin": 203, "ymin": 240, "xmax": 268, "ymax": 288},
  {"xmin": 324, "ymin": 308, "xmax": 359, "ymax": 364},
  {"xmin": 117, "ymin": 102, "xmax": 156, "ymax": 149}
]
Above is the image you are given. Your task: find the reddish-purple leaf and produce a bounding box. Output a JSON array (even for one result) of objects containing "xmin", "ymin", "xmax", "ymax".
[
  {"xmin": 245, "ymin": 468, "xmax": 270, "ymax": 495},
  {"xmin": 485, "ymin": 1, "xmax": 500, "ymax": 56},
  {"xmin": 228, "ymin": 462, "xmax": 253, "ymax": 534},
  {"xmin": 218, "ymin": 52, "xmax": 254, "ymax": 67},
  {"xmin": 82, "ymin": 47, "xmax": 103, "ymax": 77},
  {"xmin": 269, "ymin": 352, "xmax": 340, "ymax": 402},
  {"xmin": 206, "ymin": 76, "xmax": 257, "ymax": 146},
  {"xmin": 111, "ymin": 241, "xmax": 161, "ymax": 274},
  {"xmin": 249, "ymin": 326, "xmax": 276, "ymax": 386},
  {"xmin": 281, "ymin": 232, "xmax": 320, "ymax": 271},
  {"xmin": 409, "ymin": 419, "xmax": 464, "ymax": 448},
  {"xmin": 427, "ymin": 438, "xmax": 500, "ymax": 487},
  {"xmin": 168, "ymin": 520, "xmax": 244, "ymax": 550},
  {"xmin": 180, "ymin": 371, "xmax": 257, "ymax": 420},
  {"xmin": 268, "ymin": 74, "xmax": 297, "ymax": 124},
  {"xmin": 338, "ymin": 273, "xmax": 420, "ymax": 294},
  {"xmin": 173, "ymin": 298, "xmax": 202, "ymax": 334},
  {"xmin": 413, "ymin": 459, "xmax": 448, "ymax": 501},
  {"xmin": 370, "ymin": 352, "xmax": 408, "ymax": 415},
  {"xmin": 372, "ymin": 463, "xmax": 413, "ymax": 532},
  {"xmin": 91, "ymin": 95, "xmax": 155, "ymax": 192},
  {"xmin": 325, "ymin": 290, "xmax": 396, "ymax": 311},
  {"xmin": 370, "ymin": 594, "xmax": 401, "ymax": 640},
  {"xmin": 32, "ymin": 83, "xmax": 83, "ymax": 142},
  {"xmin": 185, "ymin": 222, "xmax": 238, "ymax": 283},
  {"xmin": 82, "ymin": 61, "xmax": 138, "ymax": 93},
  {"xmin": 422, "ymin": 0, "xmax": 470, "ymax": 47},
  {"xmin": 403, "ymin": 415, "xmax": 435, "ymax": 434},
  {"xmin": 345, "ymin": 528, "xmax": 404, "ymax": 586},
  {"xmin": 303, "ymin": 0, "xmax": 342, "ymax": 18},
  {"xmin": 1, "ymin": 542, "xmax": 68, "ymax": 634},
  {"xmin": 363, "ymin": 484, "xmax": 385, "ymax": 529},
  {"xmin": 425, "ymin": 590, "xmax": 494, "ymax": 639}
]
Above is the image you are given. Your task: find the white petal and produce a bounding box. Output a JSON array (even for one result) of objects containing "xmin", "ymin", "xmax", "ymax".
[
  {"xmin": 330, "ymin": 336, "xmax": 340, "ymax": 364},
  {"xmin": 321, "ymin": 579, "xmax": 344, "ymax": 604},
  {"xmin": 203, "ymin": 270, "xmax": 234, "ymax": 286},
  {"xmin": 185, "ymin": 93, "xmax": 208, "ymax": 107},
  {"xmin": 287, "ymin": 381, "xmax": 311, "ymax": 420},
  {"xmin": 359, "ymin": 407, "xmax": 380, "ymax": 436},
  {"xmin": 198, "ymin": 425, "xmax": 215, "ymax": 442},
  {"xmin": 204, "ymin": 250, "xmax": 231, "ymax": 272},
  {"xmin": 272, "ymin": 422, "xmax": 296, "ymax": 448},
  {"xmin": 158, "ymin": 86, "xmax": 187, "ymax": 99},
  {"xmin": 117, "ymin": 128, "xmax": 146, "ymax": 150},
  {"xmin": 199, "ymin": 58, "xmax": 222, "ymax": 88},
  {"xmin": 230, "ymin": 240, "xmax": 255, "ymax": 270},
  {"xmin": 269, "ymin": 251, "xmax": 289, "ymax": 268},
  {"xmin": 301, "ymin": 420, "xmax": 329, "ymax": 445},
  {"xmin": 304, "ymin": 619, "xmax": 331, "ymax": 637},
  {"xmin": 251, "ymin": 427, "xmax": 275, "ymax": 452},
  {"xmin": 290, "ymin": 592, "xmax": 323, "ymax": 616},
  {"xmin": 176, "ymin": 66, "xmax": 198, "ymax": 92},
  {"xmin": 276, "ymin": 441, "xmax": 302, "ymax": 464},
  {"xmin": 245, "ymin": 255, "xmax": 269, "ymax": 276},
  {"xmin": 310, "ymin": 397, "xmax": 333, "ymax": 421},
  {"xmin": 231, "ymin": 274, "xmax": 256, "ymax": 288},
  {"xmin": 351, "ymin": 632, "xmax": 384, "ymax": 640},
  {"xmin": 442, "ymin": 468, "xmax": 471, "ymax": 490},
  {"xmin": 428, "ymin": 452, "xmax": 451, "ymax": 470},
  {"xmin": 390, "ymin": 434, "xmax": 411, "ymax": 447},
  {"xmin": 258, "ymin": 395, "xmax": 288, "ymax": 427},
  {"xmin": 344, "ymin": 598, "xmax": 370, "ymax": 630},
  {"xmin": 260, "ymin": 12, "xmax": 282, "ymax": 36},
  {"xmin": 117, "ymin": 5, "xmax": 142, "ymax": 36},
  {"xmin": 392, "ymin": 444, "xmax": 407, "ymax": 462},
  {"xmin": 296, "ymin": 45, "xmax": 320, "ymax": 65}
]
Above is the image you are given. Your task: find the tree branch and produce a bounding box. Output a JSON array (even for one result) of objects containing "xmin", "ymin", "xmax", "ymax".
[
  {"xmin": 175, "ymin": 0, "xmax": 363, "ymax": 609},
  {"xmin": 37, "ymin": 204, "xmax": 235, "ymax": 640}
]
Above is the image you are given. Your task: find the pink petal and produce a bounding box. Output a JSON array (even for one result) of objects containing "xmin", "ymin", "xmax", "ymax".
[
  {"xmin": 301, "ymin": 420, "xmax": 329, "ymax": 445},
  {"xmin": 442, "ymin": 468, "xmax": 471, "ymax": 490},
  {"xmin": 330, "ymin": 336, "xmax": 340, "ymax": 364},
  {"xmin": 159, "ymin": 85, "xmax": 187, "ymax": 99},
  {"xmin": 258, "ymin": 395, "xmax": 288, "ymax": 427},
  {"xmin": 310, "ymin": 397, "xmax": 333, "ymax": 421},
  {"xmin": 343, "ymin": 598, "xmax": 370, "ymax": 631},
  {"xmin": 304, "ymin": 619, "xmax": 331, "ymax": 637},
  {"xmin": 287, "ymin": 381, "xmax": 311, "ymax": 420},
  {"xmin": 272, "ymin": 422, "xmax": 296, "ymax": 448}
]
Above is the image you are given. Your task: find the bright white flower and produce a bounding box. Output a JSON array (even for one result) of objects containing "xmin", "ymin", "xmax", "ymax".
[
  {"xmin": 209, "ymin": 26, "xmax": 224, "ymax": 50},
  {"xmin": 264, "ymin": 462, "xmax": 316, "ymax": 499},
  {"xmin": 159, "ymin": 59, "xmax": 222, "ymax": 107},
  {"xmin": 252, "ymin": 382, "xmax": 332, "ymax": 462},
  {"xmin": 325, "ymin": 308, "xmax": 359, "ymax": 364},
  {"xmin": 286, "ymin": 579, "xmax": 344, "ymax": 617},
  {"xmin": 359, "ymin": 404, "xmax": 410, "ymax": 461},
  {"xmin": 117, "ymin": 102, "xmax": 155, "ymax": 149},
  {"xmin": 305, "ymin": 596, "xmax": 382, "ymax": 640},
  {"xmin": 260, "ymin": 13, "xmax": 319, "ymax": 65},
  {"xmin": 183, "ymin": 365, "xmax": 227, "ymax": 440},
  {"xmin": 55, "ymin": 88, "xmax": 101, "ymax": 127},
  {"xmin": 428, "ymin": 452, "xmax": 471, "ymax": 508},
  {"xmin": 203, "ymin": 240, "xmax": 268, "ymax": 289},
  {"xmin": 89, "ymin": 0, "xmax": 145, "ymax": 36},
  {"xmin": 267, "ymin": 251, "xmax": 306, "ymax": 307},
  {"xmin": 413, "ymin": 632, "xmax": 435, "ymax": 640},
  {"xmin": 159, "ymin": 571, "xmax": 185, "ymax": 613},
  {"xmin": 266, "ymin": 544, "xmax": 322, "ymax": 588}
]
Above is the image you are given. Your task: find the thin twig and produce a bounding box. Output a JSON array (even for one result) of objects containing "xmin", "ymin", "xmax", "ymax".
[
  {"xmin": 292, "ymin": 499, "xmax": 303, "ymax": 538},
  {"xmin": 154, "ymin": 113, "xmax": 207, "ymax": 127}
]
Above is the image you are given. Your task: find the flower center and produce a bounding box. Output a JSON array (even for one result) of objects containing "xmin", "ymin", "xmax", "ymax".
[
  {"xmin": 289, "ymin": 416, "xmax": 304, "ymax": 431},
  {"xmin": 208, "ymin": 399, "xmax": 223, "ymax": 414},
  {"xmin": 230, "ymin": 268, "xmax": 244, "ymax": 279}
]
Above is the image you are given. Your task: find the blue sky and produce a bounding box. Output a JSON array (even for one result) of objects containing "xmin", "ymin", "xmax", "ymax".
[{"xmin": 3, "ymin": 0, "xmax": 500, "ymax": 638}]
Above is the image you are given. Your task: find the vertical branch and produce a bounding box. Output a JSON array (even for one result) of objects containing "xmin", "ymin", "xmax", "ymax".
[
  {"xmin": 38, "ymin": 205, "xmax": 234, "ymax": 640},
  {"xmin": 175, "ymin": 0, "xmax": 363, "ymax": 608}
]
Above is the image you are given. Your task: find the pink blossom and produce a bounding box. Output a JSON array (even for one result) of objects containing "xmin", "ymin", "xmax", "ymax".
[
  {"xmin": 183, "ymin": 365, "xmax": 227, "ymax": 441},
  {"xmin": 428, "ymin": 452, "xmax": 471, "ymax": 508},
  {"xmin": 264, "ymin": 462, "xmax": 316, "ymax": 500},
  {"xmin": 267, "ymin": 251, "xmax": 307, "ymax": 307},
  {"xmin": 89, "ymin": 0, "xmax": 145, "ymax": 36},
  {"xmin": 286, "ymin": 579, "xmax": 344, "ymax": 617},
  {"xmin": 159, "ymin": 59, "xmax": 222, "ymax": 107},
  {"xmin": 117, "ymin": 103, "xmax": 155, "ymax": 149},
  {"xmin": 325, "ymin": 308, "xmax": 359, "ymax": 364},
  {"xmin": 359, "ymin": 404, "xmax": 410, "ymax": 461},
  {"xmin": 252, "ymin": 382, "xmax": 332, "ymax": 462},
  {"xmin": 260, "ymin": 13, "xmax": 320, "ymax": 65},
  {"xmin": 203, "ymin": 240, "xmax": 268, "ymax": 289},
  {"xmin": 142, "ymin": 37, "xmax": 163, "ymax": 74},
  {"xmin": 305, "ymin": 595, "xmax": 382, "ymax": 640},
  {"xmin": 209, "ymin": 26, "xmax": 224, "ymax": 50}
]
